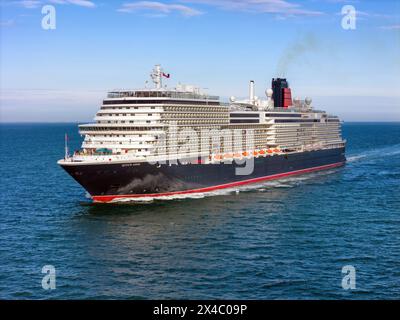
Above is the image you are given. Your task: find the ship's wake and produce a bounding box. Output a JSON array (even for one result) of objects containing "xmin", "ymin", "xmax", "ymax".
[
  {"xmin": 347, "ymin": 143, "xmax": 400, "ymax": 163},
  {"xmin": 94, "ymin": 143, "xmax": 400, "ymax": 204},
  {"xmin": 105, "ymin": 168, "xmax": 342, "ymax": 204}
]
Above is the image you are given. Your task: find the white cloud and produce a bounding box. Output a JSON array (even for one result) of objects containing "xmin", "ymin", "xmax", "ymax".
[
  {"xmin": 15, "ymin": 0, "xmax": 42, "ymax": 8},
  {"xmin": 325, "ymin": 0, "xmax": 358, "ymax": 3},
  {"xmin": 50, "ymin": 0, "xmax": 96, "ymax": 8},
  {"xmin": 379, "ymin": 24, "xmax": 400, "ymax": 30},
  {"xmin": 118, "ymin": 1, "xmax": 203, "ymax": 17},
  {"xmin": 0, "ymin": 19, "xmax": 15, "ymax": 27},
  {"xmin": 336, "ymin": 9, "xmax": 392, "ymax": 20},
  {"xmin": 180, "ymin": 0, "xmax": 324, "ymax": 16},
  {"xmin": 0, "ymin": 89, "xmax": 102, "ymax": 122},
  {"xmin": 10, "ymin": 0, "xmax": 95, "ymax": 9}
]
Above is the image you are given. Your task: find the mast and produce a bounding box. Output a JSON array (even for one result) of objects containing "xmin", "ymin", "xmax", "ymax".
[
  {"xmin": 65, "ymin": 133, "xmax": 69, "ymax": 160},
  {"xmin": 249, "ymin": 80, "xmax": 255, "ymax": 105},
  {"xmin": 150, "ymin": 64, "xmax": 162, "ymax": 89}
]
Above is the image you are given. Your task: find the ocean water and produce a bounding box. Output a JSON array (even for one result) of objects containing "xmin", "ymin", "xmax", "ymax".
[{"xmin": 0, "ymin": 122, "xmax": 399, "ymax": 299}]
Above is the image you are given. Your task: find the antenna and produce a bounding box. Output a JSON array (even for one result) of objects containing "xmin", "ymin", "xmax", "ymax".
[
  {"xmin": 150, "ymin": 64, "xmax": 162, "ymax": 89},
  {"xmin": 64, "ymin": 133, "xmax": 69, "ymax": 160},
  {"xmin": 249, "ymin": 80, "xmax": 255, "ymax": 105}
]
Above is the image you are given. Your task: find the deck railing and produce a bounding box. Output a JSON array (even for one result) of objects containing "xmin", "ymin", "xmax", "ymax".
[{"xmin": 107, "ymin": 90, "xmax": 219, "ymax": 101}]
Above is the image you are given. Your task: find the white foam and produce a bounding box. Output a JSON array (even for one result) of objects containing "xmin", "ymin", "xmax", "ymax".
[
  {"xmin": 108, "ymin": 189, "xmax": 232, "ymax": 203},
  {"xmin": 347, "ymin": 143, "xmax": 400, "ymax": 163},
  {"xmin": 106, "ymin": 168, "xmax": 342, "ymax": 204},
  {"xmin": 94, "ymin": 143, "xmax": 400, "ymax": 204},
  {"xmin": 347, "ymin": 155, "xmax": 367, "ymax": 162}
]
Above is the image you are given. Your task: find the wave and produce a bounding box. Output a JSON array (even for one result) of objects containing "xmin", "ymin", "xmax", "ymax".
[
  {"xmin": 92, "ymin": 144, "xmax": 400, "ymax": 204},
  {"xmin": 108, "ymin": 168, "xmax": 341, "ymax": 204},
  {"xmin": 109, "ymin": 189, "xmax": 229, "ymax": 203},
  {"xmin": 347, "ymin": 143, "xmax": 400, "ymax": 163},
  {"xmin": 347, "ymin": 155, "xmax": 367, "ymax": 162}
]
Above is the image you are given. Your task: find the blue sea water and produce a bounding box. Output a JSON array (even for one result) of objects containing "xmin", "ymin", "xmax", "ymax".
[{"xmin": 0, "ymin": 122, "xmax": 399, "ymax": 299}]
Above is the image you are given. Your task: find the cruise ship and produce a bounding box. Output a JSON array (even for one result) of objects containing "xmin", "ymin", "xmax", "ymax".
[{"xmin": 58, "ymin": 65, "xmax": 346, "ymax": 203}]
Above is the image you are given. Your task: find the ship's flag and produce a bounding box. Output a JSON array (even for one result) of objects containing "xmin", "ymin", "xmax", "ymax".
[{"xmin": 162, "ymin": 72, "xmax": 170, "ymax": 78}]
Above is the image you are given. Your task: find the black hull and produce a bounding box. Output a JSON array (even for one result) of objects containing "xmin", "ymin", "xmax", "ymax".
[{"xmin": 60, "ymin": 147, "xmax": 346, "ymax": 202}]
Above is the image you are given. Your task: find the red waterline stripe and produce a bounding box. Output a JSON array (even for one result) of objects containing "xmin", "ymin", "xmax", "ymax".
[{"xmin": 92, "ymin": 161, "xmax": 345, "ymax": 203}]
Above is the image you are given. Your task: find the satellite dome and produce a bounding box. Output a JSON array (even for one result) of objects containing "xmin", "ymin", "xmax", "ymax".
[
  {"xmin": 230, "ymin": 96, "xmax": 236, "ymax": 102},
  {"xmin": 305, "ymin": 97, "xmax": 312, "ymax": 105},
  {"xmin": 265, "ymin": 88, "xmax": 273, "ymax": 97}
]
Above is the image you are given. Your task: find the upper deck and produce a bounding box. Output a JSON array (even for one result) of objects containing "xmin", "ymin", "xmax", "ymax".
[
  {"xmin": 106, "ymin": 89, "xmax": 219, "ymax": 102},
  {"xmin": 62, "ymin": 65, "xmax": 345, "ymax": 164}
]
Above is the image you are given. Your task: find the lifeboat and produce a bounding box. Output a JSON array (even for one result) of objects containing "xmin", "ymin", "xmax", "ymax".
[
  {"xmin": 224, "ymin": 153, "xmax": 233, "ymax": 159},
  {"xmin": 234, "ymin": 153, "xmax": 241, "ymax": 158},
  {"xmin": 253, "ymin": 151, "xmax": 258, "ymax": 156},
  {"xmin": 267, "ymin": 149, "xmax": 273, "ymax": 154},
  {"xmin": 259, "ymin": 149, "xmax": 266, "ymax": 155},
  {"xmin": 242, "ymin": 151, "xmax": 249, "ymax": 157},
  {"xmin": 273, "ymin": 148, "xmax": 280, "ymax": 153},
  {"xmin": 214, "ymin": 155, "xmax": 223, "ymax": 160}
]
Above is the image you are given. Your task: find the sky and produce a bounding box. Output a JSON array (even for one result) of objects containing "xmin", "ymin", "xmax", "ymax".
[{"xmin": 0, "ymin": 0, "xmax": 399, "ymax": 122}]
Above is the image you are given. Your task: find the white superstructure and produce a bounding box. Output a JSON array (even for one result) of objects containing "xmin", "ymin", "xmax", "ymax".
[{"xmin": 66, "ymin": 65, "xmax": 345, "ymax": 164}]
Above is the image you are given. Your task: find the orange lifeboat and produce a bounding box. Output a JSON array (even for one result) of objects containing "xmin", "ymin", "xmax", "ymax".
[
  {"xmin": 224, "ymin": 153, "xmax": 233, "ymax": 159},
  {"xmin": 214, "ymin": 154, "xmax": 223, "ymax": 160},
  {"xmin": 234, "ymin": 153, "xmax": 241, "ymax": 158},
  {"xmin": 267, "ymin": 149, "xmax": 273, "ymax": 154},
  {"xmin": 242, "ymin": 151, "xmax": 249, "ymax": 157},
  {"xmin": 259, "ymin": 149, "xmax": 266, "ymax": 155},
  {"xmin": 253, "ymin": 151, "xmax": 258, "ymax": 156},
  {"xmin": 273, "ymin": 148, "xmax": 280, "ymax": 153}
]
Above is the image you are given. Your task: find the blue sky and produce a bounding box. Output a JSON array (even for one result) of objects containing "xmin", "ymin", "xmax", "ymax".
[{"xmin": 0, "ymin": 0, "xmax": 399, "ymax": 122}]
